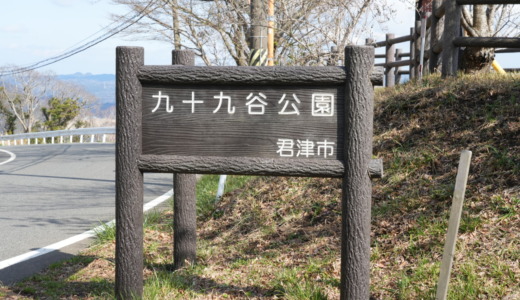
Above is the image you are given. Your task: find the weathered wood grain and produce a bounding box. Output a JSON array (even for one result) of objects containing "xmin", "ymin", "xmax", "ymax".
[
  {"xmin": 173, "ymin": 173, "xmax": 197, "ymax": 269},
  {"xmin": 442, "ymin": 0, "xmax": 461, "ymax": 77},
  {"xmin": 171, "ymin": 50, "xmax": 198, "ymax": 270},
  {"xmin": 453, "ymin": 37, "xmax": 520, "ymax": 48},
  {"xmin": 138, "ymin": 155, "xmax": 383, "ymax": 179},
  {"xmin": 457, "ymin": 0, "xmax": 519, "ymax": 4},
  {"xmin": 341, "ymin": 46, "xmax": 374, "ymax": 300},
  {"xmin": 115, "ymin": 46, "xmax": 144, "ymax": 299},
  {"xmin": 138, "ymin": 65, "xmax": 384, "ymax": 86},
  {"xmin": 141, "ymin": 86, "xmax": 344, "ymax": 159}
]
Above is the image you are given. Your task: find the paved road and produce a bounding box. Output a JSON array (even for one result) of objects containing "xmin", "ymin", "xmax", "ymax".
[{"xmin": 0, "ymin": 144, "xmax": 173, "ymax": 284}]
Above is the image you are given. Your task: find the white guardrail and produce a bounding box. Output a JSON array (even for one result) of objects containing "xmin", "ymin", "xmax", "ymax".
[{"xmin": 0, "ymin": 127, "xmax": 115, "ymax": 146}]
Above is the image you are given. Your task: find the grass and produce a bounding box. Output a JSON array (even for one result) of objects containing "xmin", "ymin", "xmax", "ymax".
[{"xmin": 1, "ymin": 73, "xmax": 519, "ymax": 299}]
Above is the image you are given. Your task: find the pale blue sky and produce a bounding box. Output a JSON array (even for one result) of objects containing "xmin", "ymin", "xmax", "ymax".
[
  {"xmin": 1, "ymin": 0, "xmax": 517, "ymax": 75},
  {"xmin": 1, "ymin": 0, "xmax": 172, "ymax": 74}
]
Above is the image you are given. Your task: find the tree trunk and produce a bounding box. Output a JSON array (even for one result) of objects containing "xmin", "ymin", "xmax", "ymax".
[
  {"xmin": 461, "ymin": 47, "xmax": 495, "ymax": 73},
  {"xmin": 460, "ymin": 4, "xmax": 495, "ymax": 73}
]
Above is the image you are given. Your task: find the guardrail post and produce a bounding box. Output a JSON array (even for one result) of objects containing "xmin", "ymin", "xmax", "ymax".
[
  {"xmin": 385, "ymin": 33, "xmax": 396, "ymax": 87},
  {"xmin": 171, "ymin": 49, "xmax": 198, "ymax": 271},
  {"xmin": 102, "ymin": 134, "xmax": 107, "ymax": 143},
  {"xmin": 90, "ymin": 134, "xmax": 95, "ymax": 143},
  {"xmin": 80, "ymin": 135, "xmax": 84, "ymax": 144},
  {"xmin": 442, "ymin": 0, "xmax": 461, "ymax": 77}
]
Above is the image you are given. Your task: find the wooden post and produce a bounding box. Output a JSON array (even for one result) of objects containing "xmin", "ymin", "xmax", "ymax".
[
  {"xmin": 115, "ymin": 46, "xmax": 144, "ymax": 299},
  {"xmin": 414, "ymin": 20, "xmax": 422, "ymax": 78},
  {"xmin": 171, "ymin": 50, "xmax": 198, "ymax": 270},
  {"xmin": 429, "ymin": 0, "xmax": 441, "ymax": 73},
  {"xmin": 424, "ymin": 13, "xmax": 431, "ymax": 76},
  {"xmin": 442, "ymin": 0, "xmax": 461, "ymax": 77},
  {"xmin": 410, "ymin": 27, "xmax": 416, "ymax": 80},
  {"xmin": 385, "ymin": 33, "xmax": 396, "ymax": 87},
  {"xmin": 436, "ymin": 150, "xmax": 472, "ymax": 300},
  {"xmin": 341, "ymin": 45, "xmax": 374, "ymax": 300},
  {"xmin": 395, "ymin": 48, "xmax": 402, "ymax": 85}
]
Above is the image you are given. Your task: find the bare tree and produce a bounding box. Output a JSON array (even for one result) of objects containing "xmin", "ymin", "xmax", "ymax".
[
  {"xmin": 0, "ymin": 69, "xmax": 52, "ymax": 133},
  {"xmin": 111, "ymin": 0, "xmax": 395, "ymax": 66},
  {"xmin": 0, "ymin": 69, "xmax": 99, "ymax": 133},
  {"xmin": 48, "ymin": 79, "xmax": 99, "ymax": 128}
]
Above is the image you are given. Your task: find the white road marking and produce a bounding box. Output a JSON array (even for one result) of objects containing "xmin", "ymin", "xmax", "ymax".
[
  {"xmin": 0, "ymin": 189, "xmax": 174, "ymax": 270},
  {"xmin": 0, "ymin": 149, "xmax": 16, "ymax": 166}
]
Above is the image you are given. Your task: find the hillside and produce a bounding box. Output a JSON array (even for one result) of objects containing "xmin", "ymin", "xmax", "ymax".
[
  {"xmin": 58, "ymin": 73, "xmax": 115, "ymax": 110},
  {"xmin": 1, "ymin": 73, "xmax": 518, "ymax": 299}
]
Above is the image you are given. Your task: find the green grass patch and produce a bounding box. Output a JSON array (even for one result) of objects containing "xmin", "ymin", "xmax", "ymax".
[{"xmin": 196, "ymin": 175, "xmax": 253, "ymax": 220}]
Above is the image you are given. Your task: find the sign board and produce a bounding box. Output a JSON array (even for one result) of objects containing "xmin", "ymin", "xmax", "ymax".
[
  {"xmin": 115, "ymin": 46, "xmax": 379, "ymax": 300},
  {"xmin": 142, "ymin": 85, "xmax": 344, "ymax": 159}
]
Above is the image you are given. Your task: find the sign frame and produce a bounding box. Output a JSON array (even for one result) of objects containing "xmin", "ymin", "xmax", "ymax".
[{"xmin": 115, "ymin": 46, "xmax": 380, "ymax": 299}]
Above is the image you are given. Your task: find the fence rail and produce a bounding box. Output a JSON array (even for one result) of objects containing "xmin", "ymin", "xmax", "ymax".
[
  {"xmin": 367, "ymin": 32, "xmax": 414, "ymax": 87},
  {"xmin": 0, "ymin": 127, "xmax": 115, "ymax": 146}
]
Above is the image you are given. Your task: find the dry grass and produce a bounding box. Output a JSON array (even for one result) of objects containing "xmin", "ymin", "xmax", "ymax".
[{"xmin": 1, "ymin": 73, "xmax": 518, "ymax": 299}]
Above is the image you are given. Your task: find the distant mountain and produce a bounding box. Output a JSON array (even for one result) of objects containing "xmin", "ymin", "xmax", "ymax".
[{"xmin": 58, "ymin": 73, "xmax": 115, "ymax": 110}]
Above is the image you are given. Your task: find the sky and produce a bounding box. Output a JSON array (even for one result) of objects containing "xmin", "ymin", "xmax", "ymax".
[
  {"xmin": 1, "ymin": 0, "xmax": 173, "ymax": 75},
  {"xmin": 1, "ymin": 0, "xmax": 518, "ymax": 75}
]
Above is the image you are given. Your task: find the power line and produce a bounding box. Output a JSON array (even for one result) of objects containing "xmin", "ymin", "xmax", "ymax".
[{"xmin": 0, "ymin": 1, "xmax": 157, "ymax": 77}]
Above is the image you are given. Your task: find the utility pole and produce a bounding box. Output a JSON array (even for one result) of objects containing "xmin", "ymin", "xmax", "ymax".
[
  {"xmin": 267, "ymin": 0, "xmax": 275, "ymax": 66},
  {"xmin": 171, "ymin": 0, "xmax": 181, "ymax": 50},
  {"xmin": 250, "ymin": 0, "xmax": 268, "ymax": 66}
]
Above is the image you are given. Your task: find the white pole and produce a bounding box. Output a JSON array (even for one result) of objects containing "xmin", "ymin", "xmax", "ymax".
[
  {"xmin": 418, "ymin": 12, "xmax": 429, "ymax": 80},
  {"xmin": 436, "ymin": 150, "xmax": 472, "ymax": 300},
  {"xmin": 216, "ymin": 175, "xmax": 228, "ymax": 201}
]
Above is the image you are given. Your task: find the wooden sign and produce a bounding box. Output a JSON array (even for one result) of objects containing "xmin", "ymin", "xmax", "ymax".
[
  {"xmin": 142, "ymin": 85, "xmax": 344, "ymax": 159},
  {"xmin": 116, "ymin": 46, "xmax": 381, "ymax": 300}
]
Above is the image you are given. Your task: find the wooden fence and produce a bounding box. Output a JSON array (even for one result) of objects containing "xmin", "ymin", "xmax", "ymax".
[
  {"xmin": 369, "ymin": 0, "xmax": 520, "ymax": 86},
  {"xmin": 367, "ymin": 32, "xmax": 415, "ymax": 87}
]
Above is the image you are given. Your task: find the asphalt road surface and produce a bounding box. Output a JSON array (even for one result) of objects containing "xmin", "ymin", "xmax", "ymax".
[{"xmin": 0, "ymin": 144, "xmax": 173, "ymax": 284}]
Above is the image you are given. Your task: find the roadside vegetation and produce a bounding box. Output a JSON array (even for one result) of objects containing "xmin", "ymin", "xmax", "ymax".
[{"xmin": 0, "ymin": 73, "xmax": 518, "ymax": 299}]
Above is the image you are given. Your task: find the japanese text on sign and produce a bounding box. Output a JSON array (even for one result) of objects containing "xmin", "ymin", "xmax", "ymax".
[
  {"xmin": 148, "ymin": 90, "xmax": 336, "ymax": 158},
  {"xmin": 151, "ymin": 91, "xmax": 335, "ymax": 117},
  {"xmin": 141, "ymin": 86, "xmax": 343, "ymax": 160}
]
